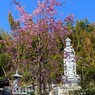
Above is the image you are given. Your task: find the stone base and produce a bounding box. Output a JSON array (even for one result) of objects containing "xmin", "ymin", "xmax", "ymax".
[
  {"xmin": 63, "ymin": 83, "xmax": 81, "ymax": 90},
  {"xmin": 62, "ymin": 74, "xmax": 81, "ymax": 90},
  {"xmin": 49, "ymin": 86, "xmax": 81, "ymax": 95}
]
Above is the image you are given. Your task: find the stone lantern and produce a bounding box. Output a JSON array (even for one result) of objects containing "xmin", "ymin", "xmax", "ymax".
[{"xmin": 12, "ymin": 69, "xmax": 22, "ymax": 89}]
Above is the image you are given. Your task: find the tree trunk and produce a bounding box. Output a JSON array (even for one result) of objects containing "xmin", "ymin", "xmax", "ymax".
[
  {"xmin": 43, "ymin": 81, "xmax": 47, "ymax": 95},
  {"xmin": 2, "ymin": 66, "xmax": 6, "ymax": 77},
  {"xmin": 48, "ymin": 69, "xmax": 51, "ymax": 93},
  {"xmin": 39, "ymin": 62, "xmax": 42, "ymax": 95}
]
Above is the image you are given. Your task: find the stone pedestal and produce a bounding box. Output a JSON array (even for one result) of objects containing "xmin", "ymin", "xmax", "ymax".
[{"xmin": 62, "ymin": 75, "xmax": 81, "ymax": 90}]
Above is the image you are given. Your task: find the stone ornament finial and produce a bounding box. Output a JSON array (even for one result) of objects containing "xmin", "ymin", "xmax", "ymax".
[{"xmin": 12, "ymin": 69, "xmax": 22, "ymax": 78}]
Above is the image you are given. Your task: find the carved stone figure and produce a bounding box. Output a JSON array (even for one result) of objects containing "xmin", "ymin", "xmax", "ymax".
[
  {"xmin": 62, "ymin": 37, "xmax": 81, "ymax": 89},
  {"xmin": 64, "ymin": 38, "xmax": 76, "ymax": 77}
]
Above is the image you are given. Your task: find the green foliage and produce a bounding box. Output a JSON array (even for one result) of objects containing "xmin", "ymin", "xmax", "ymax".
[
  {"xmin": 75, "ymin": 18, "xmax": 94, "ymax": 32},
  {"xmin": 70, "ymin": 18, "xmax": 95, "ymax": 89},
  {"xmin": 0, "ymin": 53, "xmax": 10, "ymax": 67},
  {"xmin": 8, "ymin": 12, "xmax": 20, "ymax": 30}
]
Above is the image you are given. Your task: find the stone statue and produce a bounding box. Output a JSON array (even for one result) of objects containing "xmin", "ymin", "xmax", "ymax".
[
  {"xmin": 62, "ymin": 37, "xmax": 81, "ymax": 89},
  {"xmin": 64, "ymin": 38, "xmax": 76, "ymax": 76},
  {"xmin": 49, "ymin": 37, "xmax": 81, "ymax": 95}
]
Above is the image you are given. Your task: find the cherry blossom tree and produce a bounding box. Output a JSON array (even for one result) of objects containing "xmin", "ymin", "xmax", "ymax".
[{"xmin": 6, "ymin": 0, "xmax": 74, "ymax": 94}]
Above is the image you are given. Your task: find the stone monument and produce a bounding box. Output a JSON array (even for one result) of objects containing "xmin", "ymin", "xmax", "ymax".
[
  {"xmin": 49, "ymin": 38, "xmax": 81, "ymax": 95},
  {"xmin": 62, "ymin": 37, "xmax": 81, "ymax": 89}
]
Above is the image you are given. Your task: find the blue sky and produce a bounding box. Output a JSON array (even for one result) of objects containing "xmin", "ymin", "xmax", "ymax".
[{"xmin": 0, "ymin": 0, "xmax": 95, "ymax": 32}]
